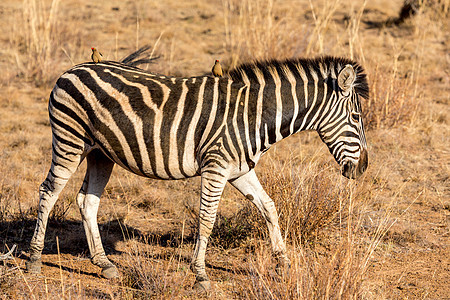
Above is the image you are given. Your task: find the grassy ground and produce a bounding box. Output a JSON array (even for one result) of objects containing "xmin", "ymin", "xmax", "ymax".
[{"xmin": 0, "ymin": 0, "xmax": 449, "ymax": 299}]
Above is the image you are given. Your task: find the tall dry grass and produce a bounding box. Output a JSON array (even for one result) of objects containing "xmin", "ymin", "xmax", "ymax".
[
  {"xmin": 1, "ymin": 0, "xmax": 444, "ymax": 298},
  {"xmin": 229, "ymin": 155, "xmax": 392, "ymax": 299},
  {"xmin": 115, "ymin": 153, "xmax": 391, "ymax": 298},
  {"xmin": 0, "ymin": 158, "xmax": 34, "ymax": 224},
  {"xmin": 8, "ymin": 0, "xmax": 113, "ymax": 87},
  {"xmin": 10, "ymin": 0, "xmax": 64, "ymax": 86},
  {"xmin": 209, "ymin": 159, "xmax": 354, "ymax": 249},
  {"xmin": 364, "ymin": 61, "xmax": 420, "ymax": 130},
  {"xmin": 222, "ymin": 0, "xmax": 310, "ymax": 68}
]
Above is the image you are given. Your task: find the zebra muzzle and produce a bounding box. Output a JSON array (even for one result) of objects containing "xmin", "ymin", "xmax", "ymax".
[
  {"xmin": 341, "ymin": 148, "xmax": 368, "ymax": 179},
  {"xmin": 342, "ymin": 160, "xmax": 357, "ymax": 179}
]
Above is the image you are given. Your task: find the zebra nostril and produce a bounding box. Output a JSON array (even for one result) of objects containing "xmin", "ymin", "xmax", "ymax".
[{"xmin": 342, "ymin": 161, "xmax": 356, "ymax": 179}]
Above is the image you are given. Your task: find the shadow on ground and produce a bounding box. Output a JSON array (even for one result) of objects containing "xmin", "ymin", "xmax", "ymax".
[
  {"xmin": 0, "ymin": 216, "xmax": 196, "ymax": 261},
  {"xmin": 1, "ymin": 212, "xmax": 256, "ymax": 280}
]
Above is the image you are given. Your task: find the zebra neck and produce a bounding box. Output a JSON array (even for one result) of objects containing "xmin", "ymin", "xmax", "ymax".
[{"xmin": 256, "ymin": 76, "xmax": 330, "ymax": 153}]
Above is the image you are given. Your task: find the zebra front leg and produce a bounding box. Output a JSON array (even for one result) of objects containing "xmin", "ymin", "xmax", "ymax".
[
  {"xmin": 229, "ymin": 169, "xmax": 290, "ymax": 275},
  {"xmin": 191, "ymin": 164, "xmax": 229, "ymax": 291},
  {"xmin": 77, "ymin": 149, "xmax": 117, "ymax": 279}
]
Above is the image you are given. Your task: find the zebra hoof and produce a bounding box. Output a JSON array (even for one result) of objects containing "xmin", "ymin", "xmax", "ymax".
[
  {"xmin": 193, "ymin": 280, "xmax": 211, "ymax": 293},
  {"xmin": 101, "ymin": 265, "xmax": 119, "ymax": 279},
  {"xmin": 26, "ymin": 259, "xmax": 42, "ymax": 274}
]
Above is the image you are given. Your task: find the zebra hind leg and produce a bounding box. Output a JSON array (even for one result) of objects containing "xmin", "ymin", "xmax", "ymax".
[
  {"xmin": 76, "ymin": 149, "xmax": 117, "ymax": 279},
  {"xmin": 229, "ymin": 169, "xmax": 291, "ymax": 276},
  {"xmin": 26, "ymin": 144, "xmax": 84, "ymax": 274}
]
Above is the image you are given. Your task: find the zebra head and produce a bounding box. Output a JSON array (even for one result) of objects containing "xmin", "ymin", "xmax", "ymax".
[{"xmin": 318, "ymin": 63, "xmax": 369, "ymax": 179}]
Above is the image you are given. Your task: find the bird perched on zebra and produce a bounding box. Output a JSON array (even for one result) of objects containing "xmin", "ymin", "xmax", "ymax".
[
  {"xmin": 26, "ymin": 50, "xmax": 369, "ymax": 292},
  {"xmin": 91, "ymin": 47, "xmax": 103, "ymax": 63},
  {"xmin": 211, "ymin": 59, "xmax": 223, "ymax": 77}
]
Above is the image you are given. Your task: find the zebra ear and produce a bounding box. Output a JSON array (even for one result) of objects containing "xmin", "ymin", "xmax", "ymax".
[{"xmin": 338, "ymin": 64, "xmax": 356, "ymax": 93}]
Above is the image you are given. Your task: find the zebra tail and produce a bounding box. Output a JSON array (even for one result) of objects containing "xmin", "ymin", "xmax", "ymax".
[{"xmin": 120, "ymin": 45, "xmax": 160, "ymax": 67}]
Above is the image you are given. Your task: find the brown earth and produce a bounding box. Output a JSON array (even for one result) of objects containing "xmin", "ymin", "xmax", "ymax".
[{"xmin": 0, "ymin": 0, "xmax": 449, "ymax": 299}]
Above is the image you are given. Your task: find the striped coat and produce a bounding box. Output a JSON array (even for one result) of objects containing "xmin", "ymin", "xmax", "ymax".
[{"xmin": 27, "ymin": 54, "xmax": 369, "ymax": 289}]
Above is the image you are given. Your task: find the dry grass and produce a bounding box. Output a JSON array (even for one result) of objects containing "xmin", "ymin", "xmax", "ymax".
[
  {"xmin": 222, "ymin": 163, "xmax": 388, "ymax": 299},
  {"xmin": 10, "ymin": 0, "xmax": 72, "ymax": 86},
  {"xmin": 120, "ymin": 239, "xmax": 192, "ymax": 299},
  {"xmin": 0, "ymin": 0, "xmax": 448, "ymax": 298},
  {"xmin": 222, "ymin": 0, "xmax": 310, "ymax": 68},
  {"xmin": 363, "ymin": 61, "xmax": 419, "ymax": 129},
  {"xmin": 208, "ymin": 160, "xmax": 354, "ymax": 249},
  {"xmin": 118, "ymin": 153, "xmax": 392, "ymax": 299}
]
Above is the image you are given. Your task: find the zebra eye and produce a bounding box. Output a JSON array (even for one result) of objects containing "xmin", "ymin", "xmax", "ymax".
[{"xmin": 351, "ymin": 112, "xmax": 360, "ymax": 121}]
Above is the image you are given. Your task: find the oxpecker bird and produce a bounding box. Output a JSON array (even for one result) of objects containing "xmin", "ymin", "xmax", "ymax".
[
  {"xmin": 91, "ymin": 48, "xmax": 103, "ymax": 63},
  {"xmin": 212, "ymin": 60, "xmax": 223, "ymax": 77}
]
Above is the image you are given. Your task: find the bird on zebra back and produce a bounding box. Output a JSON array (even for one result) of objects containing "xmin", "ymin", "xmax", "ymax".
[
  {"xmin": 91, "ymin": 47, "xmax": 103, "ymax": 63},
  {"xmin": 212, "ymin": 59, "xmax": 223, "ymax": 77},
  {"xmin": 26, "ymin": 51, "xmax": 369, "ymax": 293}
]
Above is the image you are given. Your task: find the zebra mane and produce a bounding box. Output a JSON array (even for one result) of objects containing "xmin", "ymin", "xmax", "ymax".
[{"xmin": 228, "ymin": 56, "xmax": 369, "ymax": 100}]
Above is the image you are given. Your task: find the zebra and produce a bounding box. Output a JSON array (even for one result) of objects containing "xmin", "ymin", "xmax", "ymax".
[{"xmin": 26, "ymin": 53, "xmax": 369, "ymax": 291}]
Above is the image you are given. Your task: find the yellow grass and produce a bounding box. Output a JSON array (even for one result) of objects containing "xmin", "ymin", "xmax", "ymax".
[{"xmin": 0, "ymin": 0, "xmax": 449, "ymax": 299}]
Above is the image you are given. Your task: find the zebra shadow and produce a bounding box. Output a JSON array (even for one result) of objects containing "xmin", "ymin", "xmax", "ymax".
[
  {"xmin": 0, "ymin": 216, "xmax": 250, "ymax": 277},
  {"xmin": 0, "ymin": 216, "xmax": 189, "ymax": 257}
]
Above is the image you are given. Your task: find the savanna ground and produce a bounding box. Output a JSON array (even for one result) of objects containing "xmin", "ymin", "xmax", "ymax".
[{"xmin": 0, "ymin": 0, "xmax": 448, "ymax": 299}]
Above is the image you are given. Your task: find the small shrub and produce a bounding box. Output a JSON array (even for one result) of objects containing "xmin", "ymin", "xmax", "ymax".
[
  {"xmin": 261, "ymin": 161, "xmax": 350, "ymax": 244},
  {"xmin": 210, "ymin": 204, "xmax": 263, "ymax": 249},
  {"xmin": 194, "ymin": 159, "xmax": 355, "ymax": 250},
  {"xmin": 232, "ymin": 228, "xmax": 372, "ymax": 299}
]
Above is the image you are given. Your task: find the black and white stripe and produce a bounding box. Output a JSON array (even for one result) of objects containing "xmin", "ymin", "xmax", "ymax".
[{"xmin": 27, "ymin": 55, "xmax": 369, "ymax": 286}]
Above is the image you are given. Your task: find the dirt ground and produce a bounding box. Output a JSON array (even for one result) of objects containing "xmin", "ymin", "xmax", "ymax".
[{"xmin": 0, "ymin": 0, "xmax": 449, "ymax": 299}]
